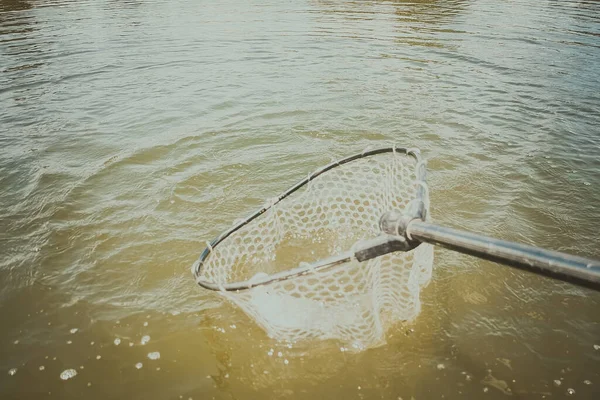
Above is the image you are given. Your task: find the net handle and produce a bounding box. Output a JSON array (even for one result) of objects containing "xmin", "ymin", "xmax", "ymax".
[
  {"xmin": 373, "ymin": 213, "xmax": 600, "ymax": 291},
  {"xmin": 193, "ymin": 146, "xmax": 424, "ymax": 290},
  {"xmin": 407, "ymin": 220, "xmax": 600, "ymax": 291}
]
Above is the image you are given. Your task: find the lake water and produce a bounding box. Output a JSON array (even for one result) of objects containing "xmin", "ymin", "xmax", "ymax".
[{"xmin": 1, "ymin": 0, "xmax": 599, "ymax": 398}]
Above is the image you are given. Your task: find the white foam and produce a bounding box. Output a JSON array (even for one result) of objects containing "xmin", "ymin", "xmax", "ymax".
[
  {"xmin": 141, "ymin": 335, "xmax": 150, "ymax": 345},
  {"xmin": 147, "ymin": 352, "xmax": 160, "ymax": 360},
  {"xmin": 60, "ymin": 369, "xmax": 77, "ymax": 380}
]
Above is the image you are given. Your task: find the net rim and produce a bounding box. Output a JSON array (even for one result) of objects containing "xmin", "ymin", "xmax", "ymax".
[{"xmin": 192, "ymin": 146, "xmax": 426, "ymax": 292}]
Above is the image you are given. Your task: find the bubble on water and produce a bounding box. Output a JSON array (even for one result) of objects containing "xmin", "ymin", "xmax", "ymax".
[
  {"xmin": 340, "ymin": 347, "xmax": 347, "ymax": 352},
  {"xmin": 70, "ymin": 328, "xmax": 78, "ymax": 334},
  {"xmin": 90, "ymin": 341, "xmax": 94, "ymax": 346},
  {"xmin": 483, "ymin": 387, "xmax": 489, "ymax": 393},
  {"xmin": 8, "ymin": 368, "xmax": 17, "ymax": 376},
  {"xmin": 465, "ymin": 375, "xmax": 472, "ymax": 382},
  {"xmin": 129, "ymin": 342, "xmax": 134, "ymax": 347},
  {"xmin": 96, "ymin": 355, "xmax": 101, "ymax": 360},
  {"xmin": 60, "ymin": 369, "xmax": 77, "ymax": 380},
  {"xmin": 277, "ymin": 352, "xmax": 283, "ymax": 358},
  {"xmin": 135, "ymin": 363, "xmax": 143, "ymax": 369},
  {"xmin": 267, "ymin": 349, "xmax": 274, "ymax": 356},
  {"xmin": 593, "ymin": 344, "xmax": 600, "ymax": 350},
  {"xmin": 566, "ymin": 388, "xmax": 575, "ymax": 395},
  {"xmin": 554, "ymin": 380, "xmax": 562, "ymax": 387},
  {"xmin": 284, "ymin": 359, "xmax": 289, "ymax": 365},
  {"xmin": 230, "ymin": 324, "xmax": 236, "ymax": 329},
  {"xmin": 583, "ymin": 182, "xmax": 591, "ymax": 186},
  {"xmin": 143, "ymin": 321, "xmax": 148, "ymax": 327},
  {"xmin": 39, "ymin": 366, "xmax": 45, "ymax": 371},
  {"xmin": 87, "ymin": 382, "xmax": 92, "ymax": 387},
  {"xmin": 147, "ymin": 352, "xmax": 160, "ymax": 360},
  {"xmin": 13, "ymin": 340, "xmax": 19, "ymax": 344},
  {"xmin": 141, "ymin": 335, "xmax": 150, "ymax": 345},
  {"xmin": 66, "ymin": 340, "xmax": 72, "ymax": 344},
  {"xmin": 114, "ymin": 338, "xmax": 121, "ymax": 346},
  {"xmin": 583, "ymin": 380, "xmax": 592, "ymax": 385},
  {"xmin": 351, "ymin": 342, "xmax": 365, "ymax": 351},
  {"xmin": 225, "ymin": 373, "xmax": 229, "ymax": 379},
  {"xmin": 437, "ymin": 363, "xmax": 445, "ymax": 370}
]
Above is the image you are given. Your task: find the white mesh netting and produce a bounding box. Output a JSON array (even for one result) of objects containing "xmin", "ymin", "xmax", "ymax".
[{"xmin": 195, "ymin": 149, "xmax": 434, "ymax": 349}]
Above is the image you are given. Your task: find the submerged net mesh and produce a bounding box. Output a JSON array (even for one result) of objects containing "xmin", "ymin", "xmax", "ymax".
[{"xmin": 194, "ymin": 148, "xmax": 434, "ymax": 348}]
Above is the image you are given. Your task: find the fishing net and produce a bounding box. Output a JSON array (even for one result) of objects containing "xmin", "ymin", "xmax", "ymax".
[{"xmin": 193, "ymin": 147, "xmax": 434, "ymax": 349}]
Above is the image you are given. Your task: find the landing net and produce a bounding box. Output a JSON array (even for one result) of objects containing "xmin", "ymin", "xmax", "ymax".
[{"xmin": 193, "ymin": 147, "xmax": 434, "ymax": 348}]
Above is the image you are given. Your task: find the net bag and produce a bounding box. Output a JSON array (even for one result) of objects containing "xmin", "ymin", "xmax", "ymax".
[{"xmin": 192, "ymin": 147, "xmax": 434, "ymax": 348}]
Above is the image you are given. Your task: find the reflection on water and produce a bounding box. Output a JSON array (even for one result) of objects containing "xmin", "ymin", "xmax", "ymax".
[{"xmin": 1, "ymin": 0, "xmax": 599, "ymax": 398}]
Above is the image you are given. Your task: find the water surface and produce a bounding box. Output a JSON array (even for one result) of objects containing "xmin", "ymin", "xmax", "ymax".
[{"xmin": 1, "ymin": 0, "xmax": 599, "ymax": 398}]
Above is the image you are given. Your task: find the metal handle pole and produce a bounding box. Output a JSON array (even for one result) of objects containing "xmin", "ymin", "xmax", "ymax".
[{"xmin": 407, "ymin": 220, "xmax": 600, "ymax": 291}]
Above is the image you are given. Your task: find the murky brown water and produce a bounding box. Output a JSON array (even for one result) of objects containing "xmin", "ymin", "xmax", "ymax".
[{"xmin": 1, "ymin": 0, "xmax": 600, "ymax": 398}]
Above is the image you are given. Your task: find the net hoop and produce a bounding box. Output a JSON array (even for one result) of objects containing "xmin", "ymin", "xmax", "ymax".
[{"xmin": 192, "ymin": 146, "xmax": 426, "ymax": 292}]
